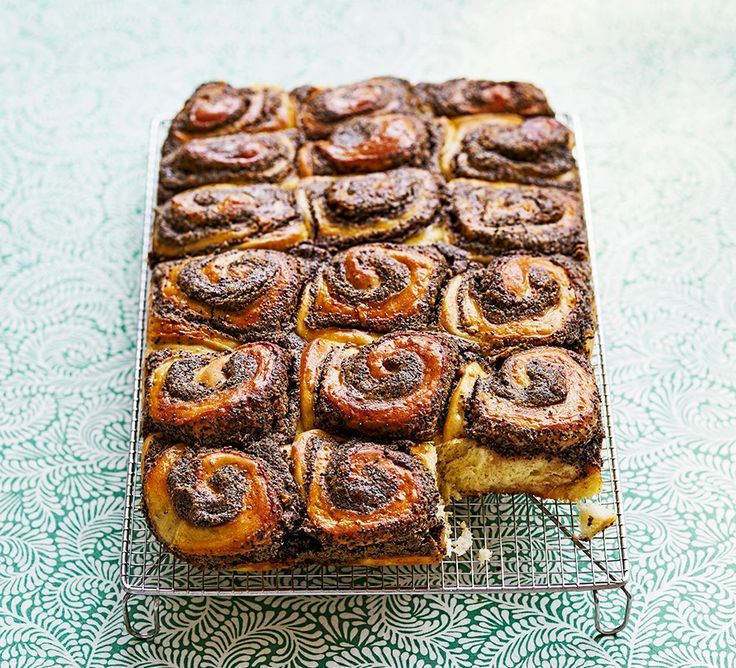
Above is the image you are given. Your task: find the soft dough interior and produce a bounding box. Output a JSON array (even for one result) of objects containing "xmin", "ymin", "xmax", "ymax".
[{"xmin": 438, "ymin": 437, "xmax": 602, "ymax": 502}]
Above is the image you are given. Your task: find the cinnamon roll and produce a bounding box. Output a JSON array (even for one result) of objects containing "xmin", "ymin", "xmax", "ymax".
[
  {"xmin": 300, "ymin": 332, "xmax": 460, "ymax": 440},
  {"xmin": 448, "ymin": 179, "xmax": 587, "ymax": 258},
  {"xmin": 158, "ymin": 129, "xmax": 300, "ymax": 202},
  {"xmin": 440, "ymin": 346, "xmax": 603, "ymax": 500},
  {"xmin": 162, "ymin": 82, "xmax": 295, "ymax": 154},
  {"xmin": 439, "ymin": 254, "xmax": 594, "ymax": 354},
  {"xmin": 440, "ymin": 115, "xmax": 579, "ymax": 189},
  {"xmin": 291, "ymin": 430, "xmax": 446, "ymax": 565},
  {"xmin": 292, "ymin": 77, "xmax": 420, "ymax": 138},
  {"xmin": 143, "ymin": 343, "xmax": 297, "ymax": 445},
  {"xmin": 148, "ymin": 249, "xmax": 305, "ymax": 349},
  {"xmin": 415, "ymin": 79, "xmax": 553, "ymax": 117},
  {"xmin": 151, "ymin": 183, "xmax": 310, "ymax": 261},
  {"xmin": 297, "ymin": 243, "xmax": 449, "ymax": 341},
  {"xmin": 297, "ymin": 168, "xmax": 443, "ymax": 248},
  {"xmin": 142, "ymin": 435, "xmax": 302, "ymax": 569},
  {"xmin": 297, "ymin": 114, "xmax": 442, "ymax": 176}
]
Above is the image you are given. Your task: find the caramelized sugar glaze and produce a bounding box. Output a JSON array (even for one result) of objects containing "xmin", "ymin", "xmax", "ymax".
[{"xmin": 142, "ymin": 77, "xmax": 602, "ymax": 568}]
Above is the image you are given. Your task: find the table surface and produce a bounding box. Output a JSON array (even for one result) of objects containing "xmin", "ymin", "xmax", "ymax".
[{"xmin": 2, "ymin": 1, "xmax": 735, "ymax": 666}]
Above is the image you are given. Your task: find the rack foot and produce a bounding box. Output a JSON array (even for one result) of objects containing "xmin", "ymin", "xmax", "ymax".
[
  {"xmin": 123, "ymin": 592, "xmax": 160, "ymax": 640},
  {"xmin": 593, "ymin": 586, "xmax": 632, "ymax": 636}
]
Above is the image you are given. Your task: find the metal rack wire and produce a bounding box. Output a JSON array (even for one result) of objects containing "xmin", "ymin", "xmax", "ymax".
[{"xmin": 120, "ymin": 116, "xmax": 631, "ymax": 640}]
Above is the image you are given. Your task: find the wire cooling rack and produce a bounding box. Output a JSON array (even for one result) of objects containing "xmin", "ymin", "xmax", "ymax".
[{"xmin": 120, "ymin": 115, "xmax": 631, "ymax": 640}]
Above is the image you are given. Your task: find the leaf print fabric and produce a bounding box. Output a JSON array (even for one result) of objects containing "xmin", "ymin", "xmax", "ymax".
[{"xmin": 1, "ymin": 0, "xmax": 735, "ymax": 666}]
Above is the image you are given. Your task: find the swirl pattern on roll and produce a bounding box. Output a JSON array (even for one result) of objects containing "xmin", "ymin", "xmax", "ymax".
[
  {"xmin": 440, "ymin": 254, "xmax": 594, "ymax": 353},
  {"xmin": 291, "ymin": 430, "xmax": 445, "ymax": 564},
  {"xmin": 162, "ymin": 81, "xmax": 295, "ymax": 154},
  {"xmin": 297, "ymin": 168, "xmax": 442, "ymax": 248},
  {"xmin": 297, "ymin": 114, "xmax": 441, "ymax": 176},
  {"xmin": 441, "ymin": 115, "xmax": 579, "ymax": 189},
  {"xmin": 464, "ymin": 347, "xmax": 602, "ymax": 462},
  {"xmin": 143, "ymin": 343, "xmax": 295, "ymax": 444},
  {"xmin": 416, "ymin": 79, "xmax": 553, "ymax": 117},
  {"xmin": 301, "ymin": 332, "xmax": 459, "ymax": 440},
  {"xmin": 151, "ymin": 183, "xmax": 310, "ymax": 261},
  {"xmin": 148, "ymin": 248, "xmax": 305, "ymax": 348},
  {"xmin": 440, "ymin": 346, "xmax": 603, "ymax": 500},
  {"xmin": 448, "ymin": 179, "xmax": 587, "ymax": 257},
  {"xmin": 292, "ymin": 77, "xmax": 420, "ymax": 139},
  {"xmin": 142, "ymin": 435, "xmax": 301, "ymax": 569},
  {"xmin": 158, "ymin": 129, "xmax": 300, "ymax": 202},
  {"xmin": 299, "ymin": 243, "xmax": 449, "ymax": 337}
]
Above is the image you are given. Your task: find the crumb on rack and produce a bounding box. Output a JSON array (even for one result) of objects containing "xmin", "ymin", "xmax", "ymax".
[
  {"xmin": 449, "ymin": 521, "xmax": 473, "ymax": 556},
  {"xmin": 576, "ymin": 501, "xmax": 617, "ymax": 540},
  {"xmin": 476, "ymin": 547, "xmax": 491, "ymax": 563}
]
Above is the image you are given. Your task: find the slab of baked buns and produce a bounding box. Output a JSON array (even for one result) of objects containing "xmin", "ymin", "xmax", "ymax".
[{"xmin": 141, "ymin": 77, "xmax": 604, "ymax": 570}]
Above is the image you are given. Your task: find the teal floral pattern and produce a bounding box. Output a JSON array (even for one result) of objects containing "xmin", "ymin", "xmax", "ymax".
[{"xmin": 1, "ymin": 1, "xmax": 734, "ymax": 666}]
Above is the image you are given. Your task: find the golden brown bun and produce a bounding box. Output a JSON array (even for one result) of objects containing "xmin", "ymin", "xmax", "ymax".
[
  {"xmin": 141, "ymin": 435, "xmax": 302, "ymax": 569},
  {"xmin": 440, "ymin": 347, "xmax": 603, "ymax": 501},
  {"xmin": 296, "ymin": 168, "xmax": 444, "ymax": 249},
  {"xmin": 440, "ymin": 114, "xmax": 579, "ymax": 189},
  {"xmin": 151, "ymin": 183, "xmax": 310, "ymax": 261},
  {"xmin": 447, "ymin": 179, "xmax": 588, "ymax": 259},
  {"xmin": 158, "ymin": 129, "xmax": 300, "ymax": 202},
  {"xmin": 290, "ymin": 429, "xmax": 446, "ymax": 564},
  {"xmin": 298, "ymin": 113, "xmax": 444, "ymax": 176},
  {"xmin": 439, "ymin": 253, "xmax": 595, "ymax": 355},
  {"xmin": 297, "ymin": 243, "xmax": 450, "ymax": 341},
  {"xmin": 292, "ymin": 77, "xmax": 420, "ymax": 139},
  {"xmin": 415, "ymin": 79, "xmax": 554, "ymax": 118},
  {"xmin": 140, "ymin": 75, "xmax": 605, "ymax": 571},
  {"xmin": 299, "ymin": 332, "xmax": 460, "ymax": 441},
  {"xmin": 147, "ymin": 248, "xmax": 305, "ymax": 349},
  {"xmin": 163, "ymin": 81, "xmax": 295, "ymax": 154},
  {"xmin": 143, "ymin": 343, "xmax": 297, "ymax": 445}
]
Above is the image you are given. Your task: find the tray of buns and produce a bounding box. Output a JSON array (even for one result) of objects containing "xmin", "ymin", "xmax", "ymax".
[{"xmin": 120, "ymin": 78, "xmax": 629, "ymax": 638}]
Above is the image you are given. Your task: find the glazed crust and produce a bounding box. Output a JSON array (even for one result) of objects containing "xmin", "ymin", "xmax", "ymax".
[
  {"xmin": 297, "ymin": 243, "xmax": 450, "ymax": 340},
  {"xmin": 415, "ymin": 79, "xmax": 554, "ymax": 117},
  {"xmin": 297, "ymin": 168, "xmax": 444, "ymax": 249},
  {"xmin": 440, "ymin": 346, "xmax": 603, "ymax": 500},
  {"xmin": 301, "ymin": 331, "xmax": 460, "ymax": 441},
  {"xmin": 151, "ymin": 183, "xmax": 310, "ymax": 261},
  {"xmin": 141, "ymin": 435, "xmax": 302, "ymax": 569},
  {"xmin": 448, "ymin": 179, "xmax": 587, "ymax": 258},
  {"xmin": 162, "ymin": 81, "xmax": 295, "ymax": 154},
  {"xmin": 297, "ymin": 113, "xmax": 444, "ymax": 176},
  {"xmin": 143, "ymin": 343, "xmax": 298, "ymax": 445},
  {"xmin": 292, "ymin": 77, "xmax": 420, "ymax": 139},
  {"xmin": 290, "ymin": 430, "xmax": 445, "ymax": 564},
  {"xmin": 439, "ymin": 254, "xmax": 595, "ymax": 355},
  {"xmin": 138, "ymin": 75, "xmax": 606, "ymax": 570},
  {"xmin": 158, "ymin": 129, "xmax": 300, "ymax": 202},
  {"xmin": 147, "ymin": 248, "xmax": 306, "ymax": 348},
  {"xmin": 451, "ymin": 347, "xmax": 602, "ymax": 461},
  {"xmin": 440, "ymin": 115, "xmax": 579, "ymax": 189}
]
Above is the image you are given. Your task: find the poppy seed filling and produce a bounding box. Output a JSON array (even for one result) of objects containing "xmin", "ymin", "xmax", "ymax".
[{"xmin": 168, "ymin": 456, "xmax": 249, "ymax": 527}]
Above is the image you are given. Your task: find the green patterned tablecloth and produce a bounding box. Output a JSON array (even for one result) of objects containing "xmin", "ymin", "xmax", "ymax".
[{"xmin": 2, "ymin": 1, "xmax": 735, "ymax": 666}]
